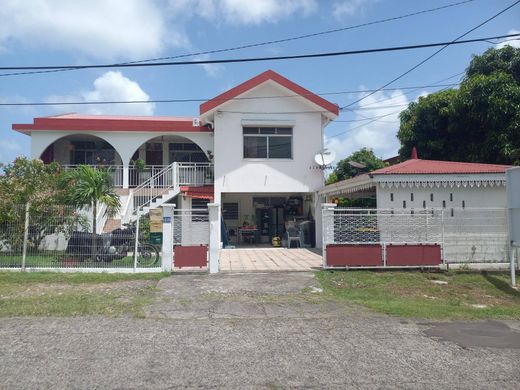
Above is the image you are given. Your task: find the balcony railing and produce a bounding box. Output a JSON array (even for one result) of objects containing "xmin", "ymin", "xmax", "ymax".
[
  {"xmin": 62, "ymin": 164, "xmax": 125, "ymax": 187},
  {"xmin": 178, "ymin": 163, "xmax": 214, "ymax": 186},
  {"xmin": 61, "ymin": 163, "xmax": 214, "ymax": 188}
]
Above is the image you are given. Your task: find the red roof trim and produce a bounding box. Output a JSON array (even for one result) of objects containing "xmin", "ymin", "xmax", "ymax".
[
  {"xmin": 199, "ymin": 69, "xmax": 339, "ymax": 116},
  {"xmin": 12, "ymin": 115, "xmax": 211, "ymax": 133},
  {"xmin": 180, "ymin": 185, "xmax": 214, "ymax": 200},
  {"xmin": 371, "ymin": 159, "xmax": 512, "ymax": 175}
]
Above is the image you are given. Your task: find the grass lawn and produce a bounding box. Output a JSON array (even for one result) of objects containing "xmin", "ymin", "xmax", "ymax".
[
  {"xmin": 0, "ymin": 271, "xmax": 169, "ymax": 317},
  {"xmin": 316, "ymin": 270, "xmax": 520, "ymax": 320},
  {"xmin": 0, "ymin": 253, "xmax": 149, "ymax": 268}
]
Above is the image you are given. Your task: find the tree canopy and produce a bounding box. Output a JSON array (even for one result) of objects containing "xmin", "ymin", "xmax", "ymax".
[
  {"xmin": 328, "ymin": 147, "xmax": 385, "ymax": 184},
  {"xmin": 398, "ymin": 46, "xmax": 520, "ymax": 165},
  {"xmin": 0, "ymin": 158, "xmax": 88, "ymax": 251}
]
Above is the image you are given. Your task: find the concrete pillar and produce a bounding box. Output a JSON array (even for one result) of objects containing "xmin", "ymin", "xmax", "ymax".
[
  {"xmin": 122, "ymin": 163, "xmax": 129, "ymax": 189},
  {"xmin": 162, "ymin": 142, "xmax": 169, "ymax": 165},
  {"xmin": 208, "ymin": 203, "xmax": 220, "ymax": 274},
  {"xmin": 161, "ymin": 203, "xmax": 176, "ymax": 272},
  {"xmin": 321, "ymin": 203, "xmax": 337, "ymax": 268}
]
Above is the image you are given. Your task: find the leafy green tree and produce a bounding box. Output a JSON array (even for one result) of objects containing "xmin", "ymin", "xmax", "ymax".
[
  {"xmin": 329, "ymin": 148, "xmax": 385, "ymax": 183},
  {"xmin": 0, "ymin": 157, "xmax": 87, "ymax": 252},
  {"xmin": 398, "ymin": 46, "xmax": 520, "ymax": 164}
]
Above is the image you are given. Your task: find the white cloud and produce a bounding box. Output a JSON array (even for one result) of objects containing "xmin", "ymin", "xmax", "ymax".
[
  {"xmin": 326, "ymin": 88, "xmax": 411, "ymax": 161},
  {"xmin": 496, "ymin": 29, "xmax": 520, "ymax": 49},
  {"xmin": 46, "ymin": 71, "xmax": 155, "ymax": 116},
  {"xmin": 0, "ymin": 139, "xmax": 24, "ymax": 164},
  {"xmin": 170, "ymin": 0, "xmax": 317, "ymax": 25},
  {"xmin": 333, "ymin": 0, "xmax": 379, "ymax": 19},
  {"xmin": 193, "ymin": 54, "xmax": 225, "ymax": 77},
  {"xmin": 0, "ymin": 0, "xmax": 177, "ymax": 60}
]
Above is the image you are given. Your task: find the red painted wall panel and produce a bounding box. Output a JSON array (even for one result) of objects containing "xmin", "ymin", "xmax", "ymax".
[
  {"xmin": 174, "ymin": 245, "xmax": 208, "ymax": 268},
  {"xmin": 326, "ymin": 244, "xmax": 382, "ymax": 267},
  {"xmin": 386, "ymin": 244, "xmax": 441, "ymax": 266}
]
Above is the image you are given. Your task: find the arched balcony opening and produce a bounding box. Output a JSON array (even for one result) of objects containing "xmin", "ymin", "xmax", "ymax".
[
  {"xmin": 128, "ymin": 135, "xmax": 212, "ymax": 188},
  {"xmin": 39, "ymin": 134, "xmax": 125, "ymax": 187}
]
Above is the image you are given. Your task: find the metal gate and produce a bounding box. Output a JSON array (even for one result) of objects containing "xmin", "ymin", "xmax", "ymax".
[
  {"xmin": 172, "ymin": 208, "xmax": 210, "ymax": 268},
  {"xmin": 322, "ymin": 207, "xmax": 510, "ymax": 268},
  {"xmin": 323, "ymin": 208, "xmax": 444, "ymax": 268}
]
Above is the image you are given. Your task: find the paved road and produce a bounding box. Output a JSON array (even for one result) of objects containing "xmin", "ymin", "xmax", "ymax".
[{"xmin": 0, "ymin": 272, "xmax": 519, "ymax": 389}]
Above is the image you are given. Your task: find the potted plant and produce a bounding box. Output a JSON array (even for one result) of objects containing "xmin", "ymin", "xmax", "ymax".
[
  {"xmin": 132, "ymin": 158, "xmax": 145, "ymax": 171},
  {"xmin": 130, "ymin": 158, "xmax": 147, "ymax": 185}
]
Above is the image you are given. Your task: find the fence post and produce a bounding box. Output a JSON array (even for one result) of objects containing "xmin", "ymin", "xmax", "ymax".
[
  {"xmin": 21, "ymin": 202, "xmax": 30, "ymax": 272},
  {"xmin": 208, "ymin": 203, "xmax": 220, "ymax": 274},
  {"xmin": 161, "ymin": 204, "xmax": 175, "ymax": 273},
  {"xmin": 510, "ymin": 246, "xmax": 516, "ymax": 287},
  {"xmin": 133, "ymin": 214, "xmax": 140, "ymax": 272},
  {"xmin": 321, "ymin": 203, "xmax": 337, "ymax": 268}
]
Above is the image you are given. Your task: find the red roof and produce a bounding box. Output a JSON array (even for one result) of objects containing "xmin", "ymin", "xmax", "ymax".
[
  {"xmin": 199, "ymin": 69, "xmax": 339, "ymax": 116},
  {"xmin": 371, "ymin": 158, "xmax": 512, "ymax": 175},
  {"xmin": 13, "ymin": 113, "xmax": 210, "ymax": 133},
  {"xmin": 180, "ymin": 185, "xmax": 214, "ymax": 200}
]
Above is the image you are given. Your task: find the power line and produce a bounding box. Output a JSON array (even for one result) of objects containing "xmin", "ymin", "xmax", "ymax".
[
  {"xmin": 0, "ymin": 82, "xmax": 461, "ymax": 107},
  {"xmin": 0, "ymin": 33, "xmax": 517, "ymax": 72},
  {"xmin": 330, "ymin": 85, "xmax": 456, "ymax": 139},
  {"xmin": 340, "ymin": 0, "xmax": 520, "ymax": 110},
  {"xmin": 336, "ymin": 72, "xmax": 464, "ymax": 123},
  {"xmin": 344, "ymin": 71, "xmax": 464, "ymax": 110},
  {"xmin": 0, "ymin": 0, "xmax": 477, "ymax": 78}
]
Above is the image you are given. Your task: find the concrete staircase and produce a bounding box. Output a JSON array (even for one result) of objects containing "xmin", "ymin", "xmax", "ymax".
[{"xmin": 102, "ymin": 162, "xmax": 213, "ymax": 230}]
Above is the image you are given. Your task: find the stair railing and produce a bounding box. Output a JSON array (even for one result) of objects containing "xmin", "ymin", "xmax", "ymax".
[{"xmin": 127, "ymin": 162, "xmax": 179, "ymax": 219}]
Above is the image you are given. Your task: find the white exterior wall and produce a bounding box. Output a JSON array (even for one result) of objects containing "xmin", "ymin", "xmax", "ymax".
[
  {"xmin": 30, "ymin": 130, "xmax": 213, "ymax": 164},
  {"xmin": 376, "ymin": 183, "xmax": 507, "ymax": 210},
  {"xmin": 373, "ymin": 174, "xmax": 509, "ymax": 264},
  {"xmin": 212, "ymin": 82, "xmax": 325, "ymax": 203}
]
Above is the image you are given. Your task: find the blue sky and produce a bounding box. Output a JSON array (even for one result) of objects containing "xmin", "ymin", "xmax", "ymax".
[{"xmin": 0, "ymin": 0, "xmax": 519, "ymax": 164}]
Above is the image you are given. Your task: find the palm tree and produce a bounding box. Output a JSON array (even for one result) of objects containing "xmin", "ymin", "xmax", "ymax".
[{"xmin": 63, "ymin": 165, "xmax": 121, "ymax": 258}]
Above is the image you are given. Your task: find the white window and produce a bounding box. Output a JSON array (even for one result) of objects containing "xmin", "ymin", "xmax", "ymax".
[{"xmin": 243, "ymin": 127, "xmax": 292, "ymax": 159}]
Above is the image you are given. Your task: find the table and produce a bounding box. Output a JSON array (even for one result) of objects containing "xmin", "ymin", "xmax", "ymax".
[{"xmin": 237, "ymin": 228, "xmax": 259, "ymax": 246}]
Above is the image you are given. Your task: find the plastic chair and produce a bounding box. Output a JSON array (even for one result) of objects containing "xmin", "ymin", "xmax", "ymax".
[{"xmin": 286, "ymin": 226, "xmax": 302, "ymax": 248}]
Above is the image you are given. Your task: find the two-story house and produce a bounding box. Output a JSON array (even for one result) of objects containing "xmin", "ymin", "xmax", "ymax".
[{"xmin": 12, "ymin": 70, "xmax": 339, "ymax": 248}]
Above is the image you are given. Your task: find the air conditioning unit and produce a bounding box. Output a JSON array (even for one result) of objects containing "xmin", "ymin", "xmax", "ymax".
[{"xmin": 192, "ymin": 118, "xmax": 201, "ymax": 127}]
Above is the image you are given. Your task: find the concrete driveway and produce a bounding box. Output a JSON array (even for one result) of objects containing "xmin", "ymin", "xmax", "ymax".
[
  {"xmin": 219, "ymin": 247, "xmax": 322, "ymax": 272},
  {"xmin": 1, "ymin": 272, "xmax": 519, "ymax": 389}
]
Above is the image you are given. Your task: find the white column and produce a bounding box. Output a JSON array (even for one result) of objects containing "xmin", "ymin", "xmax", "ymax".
[
  {"xmin": 162, "ymin": 142, "xmax": 169, "ymax": 166},
  {"xmin": 161, "ymin": 203, "xmax": 176, "ymax": 272},
  {"xmin": 122, "ymin": 163, "xmax": 129, "ymax": 189},
  {"xmin": 208, "ymin": 203, "xmax": 220, "ymax": 274},
  {"xmin": 321, "ymin": 203, "xmax": 337, "ymax": 268}
]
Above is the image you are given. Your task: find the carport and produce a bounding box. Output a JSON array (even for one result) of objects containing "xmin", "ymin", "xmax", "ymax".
[{"xmin": 219, "ymin": 248, "xmax": 322, "ymax": 272}]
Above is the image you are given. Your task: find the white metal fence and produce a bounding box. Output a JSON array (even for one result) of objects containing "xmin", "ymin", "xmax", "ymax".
[
  {"xmin": 324, "ymin": 207, "xmax": 510, "ymax": 264},
  {"xmin": 173, "ymin": 208, "xmax": 210, "ymax": 246},
  {"xmin": 0, "ymin": 205, "xmax": 161, "ymax": 272}
]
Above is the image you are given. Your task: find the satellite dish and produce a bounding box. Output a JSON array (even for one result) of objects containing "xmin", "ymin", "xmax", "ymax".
[{"xmin": 314, "ymin": 149, "xmax": 336, "ymax": 166}]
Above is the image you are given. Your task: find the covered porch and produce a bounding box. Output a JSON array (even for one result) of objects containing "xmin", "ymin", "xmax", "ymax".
[
  {"xmin": 37, "ymin": 133, "xmax": 213, "ymax": 189},
  {"xmin": 14, "ymin": 113, "xmax": 215, "ymax": 190},
  {"xmin": 221, "ymin": 192, "xmax": 318, "ymax": 249}
]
